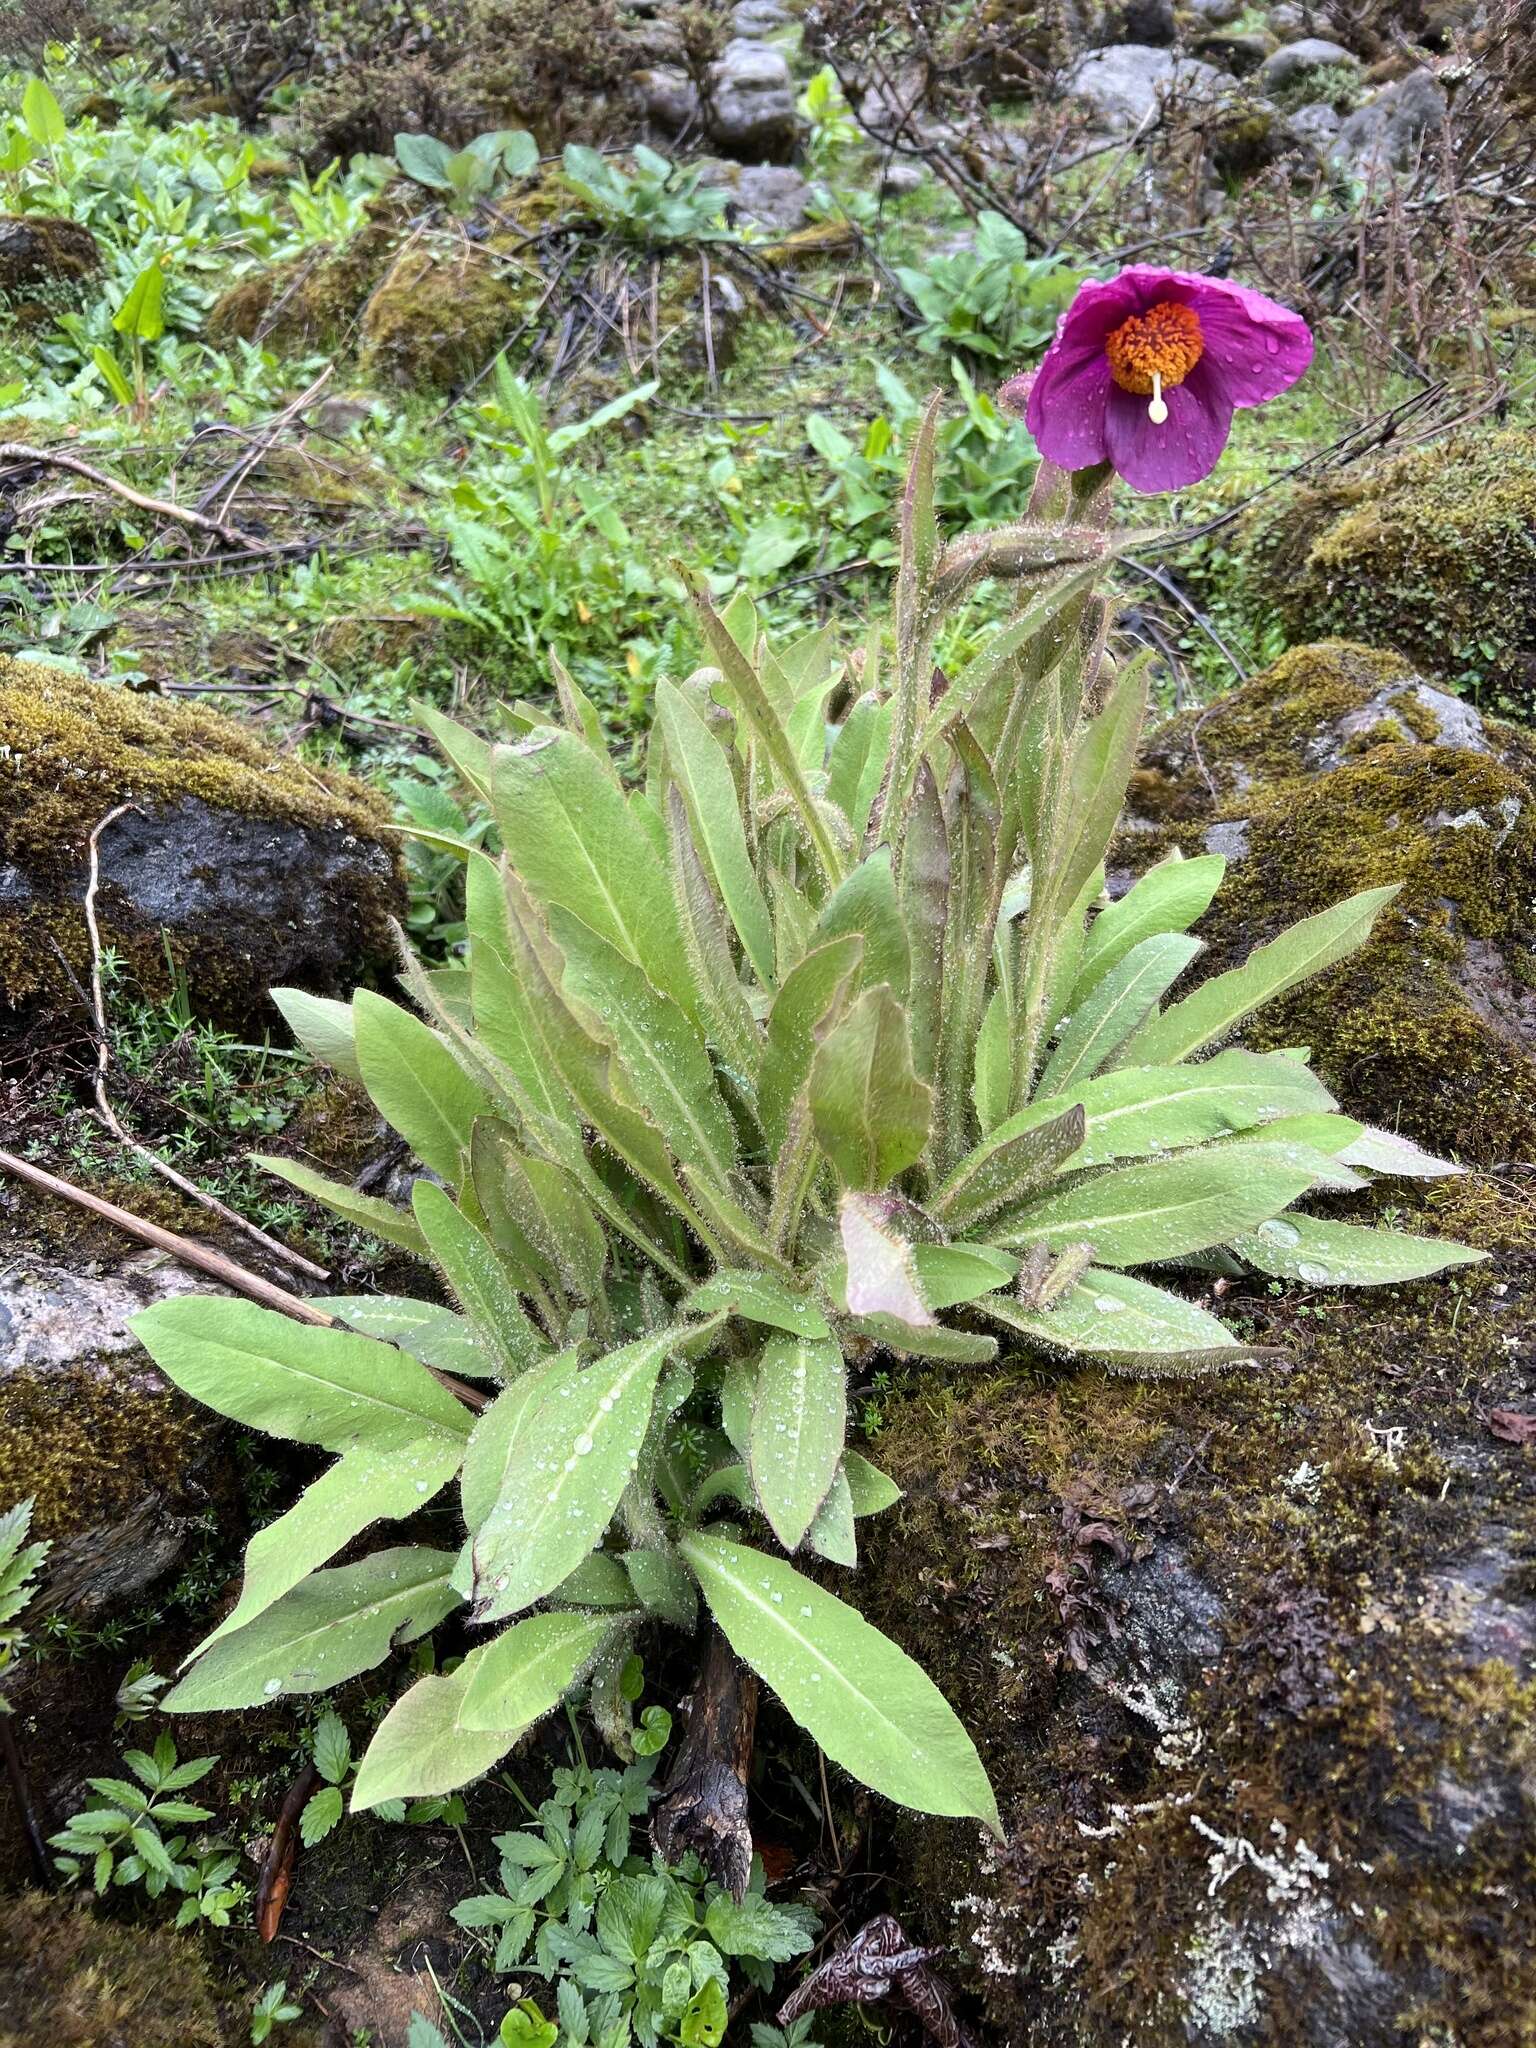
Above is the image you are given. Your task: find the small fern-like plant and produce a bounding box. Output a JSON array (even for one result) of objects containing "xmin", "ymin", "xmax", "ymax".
[{"xmin": 133, "ymin": 405, "xmax": 1480, "ymax": 1844}]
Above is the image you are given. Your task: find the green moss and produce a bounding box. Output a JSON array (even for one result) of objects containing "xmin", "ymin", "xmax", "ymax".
[
  {"xmin": 0, "ymin": 1360, "xmax": 216, "ymax": 1543},
  {"xmin": 358, "ymin": 235, "xmax": 526, "ymax": 391},
  {"xmin": 1235, "ymin": 428, "xmax": 1536, "ymax": 709},
  {"xmin": 0, "ymin": 1892, "xmax": 226, "ymax": 2047},
  {"xmin": 1127, "ymin": 641, "xmax": 1536, "ymax": 1163},
  {"xmin": 206, "ymin": 200, "xmax": 405, "ymax": 354}
]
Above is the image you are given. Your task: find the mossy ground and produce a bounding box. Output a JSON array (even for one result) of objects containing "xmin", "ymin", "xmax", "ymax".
[
  {"xmin": 859, "ymin": 1180, "xmax": 1535, "ymax": 2043},
  {"xmin": 0, "ymin": 1891, "xmax": 233, "ymax": 2047},
  {"xmin": 0, "ymin": 657, "xmax": 401, "ymax": 1012},
  {"xmin": 1126, "ymin": 640, "xmax": 1536, "ymax": 1163}
]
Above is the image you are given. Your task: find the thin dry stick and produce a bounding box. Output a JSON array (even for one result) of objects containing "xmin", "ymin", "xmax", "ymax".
[
  {"xmin": 0, "ymin": 443, "xmax": 259, "ymax": 551},
  {"xmin": 82, "ymin": 803, "xmax": 329, "ymax": 1282},
  {"xmin": 0, "ymin": 1149, "xmax": 489, "ymax": 1413}
]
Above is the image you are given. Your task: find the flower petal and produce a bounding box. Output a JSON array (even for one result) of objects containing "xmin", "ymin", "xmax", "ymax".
[
  {"xmin": 1103, "ymin": 362, "xmax": 1234, "ymax": 493},
  {"xmin": 1025, "ymin": 349, "xmax": 1113, "ymax": 471},
  {"xmin": 1173, "ymin": 275, "xmax": 1313, "ymax": 410}
]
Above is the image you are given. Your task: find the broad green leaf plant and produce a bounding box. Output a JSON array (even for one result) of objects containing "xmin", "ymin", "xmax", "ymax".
[{"xmin": 133, "ymin": 401, "xmax": 1480, "ymax": 1847}]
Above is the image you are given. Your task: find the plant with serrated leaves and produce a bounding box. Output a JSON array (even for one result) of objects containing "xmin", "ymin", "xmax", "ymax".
[
  {"xmin": 132, "ymin": 402, "xmax": 1480, "ymax": 1845},
  {"xmin": 49, "ymin": 1731, "xmax": 246, "ymax": 1927},
  {"xmin": 0, "ymin": 1497, "xmax": 49, "ymax": 1711},
  {"xmin": 299, "ymin": 1706, "xmax": 471, "ymax": 1844},
  {"xmin": 451, "ymin": 1736, "xmax": 815, "ymax": 2048}
]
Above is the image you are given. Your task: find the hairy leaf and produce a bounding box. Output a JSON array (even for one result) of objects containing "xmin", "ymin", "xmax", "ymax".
[
  {"xmin": 749, "ymin": 1335, "xmax": 847, "ymax": 1551},
  {"xmin": 681, "ymin": 1532, "xmax": 999, "ymax": 1832}
]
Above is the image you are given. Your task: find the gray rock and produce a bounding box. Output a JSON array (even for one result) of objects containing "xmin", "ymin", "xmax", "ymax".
[
  {"xmin": 731, "ymin": 0, "xmax": 788, "ymax": 32},
  {"xmin": 0, "ymin": 1254, "xmax": 233, "ymax": 1617},
  {"xmin": 707, "ymin": 38, "xmax": 798, "ymax": 162},
  {"xmin": 1109, "ymin": 0, "xmax": 1176, "ymax": 44},
  {"xmin": 880, "ymin": 160, "xmax": 928, "ymax": 196},
  {"xmin": 1267, "ymin": 1, "xmax": 1307, "ymax": 31},
  {"xmin": 1332, "ymin": 67, "xmax": 1447, "ymax": 176},
  {"xmin": 1061, "ymin": 45, "xmax": 1229, "ymax": 130},
  {"xmin": 638, "ymin": 64, "xmax": 699, "ymax": 135},
  {"xmin": 1187, "ymin": 0, "xmax": 1244, "ymax": 20},
  {"xmin": 1284, "ymin": 99, "xmax": 1344, "ymax": 156},
  {"xmin": 728, "ymin": 163, "xmax": 811, "ymax": 233},
  {"xmin": 1259, "ymin": 36, "xmax": 1358, "ymax": 95}
]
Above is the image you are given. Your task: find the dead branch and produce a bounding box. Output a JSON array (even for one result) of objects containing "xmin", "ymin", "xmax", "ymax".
[
  {"xmin": 0, "ymin": 1149, "xmax": 487, "ymax": 1411},
  {"xmin": 0, "ymin": 441, "xmax": 262, "ymax": 552},
  {"xmin": 651, "ymin": 1626, "xmax": 758, "ymax": 1900}
]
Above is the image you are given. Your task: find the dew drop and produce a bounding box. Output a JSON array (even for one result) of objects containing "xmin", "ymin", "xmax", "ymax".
[
  {"xmin": 1093, "ymin": 1294, "xmax": 1126, "ymax": 1316},
  {"xmin": 574, "ymin": 1433, "xmax": 594, "ymax": 1456},
  {"xmin": 799, "ymin": 1604, "xmax": 813, "ymax": 1617},
  {"xmin": 1297, "ymin": 1261, "xmax": 1330, "ymax": 1283},
  {"xmin": 1256, "ymin": 1219, "xmax": 1302, "ymax": 1247},
  {"xmin": 263, "ymin": 1678, "xmax": 282, "ymax": 1697}
]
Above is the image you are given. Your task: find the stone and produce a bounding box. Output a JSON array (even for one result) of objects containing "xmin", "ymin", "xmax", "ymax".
[
  {"xmin": 1193, "ymin": 30, "xmax": 1273, "ymax": 77},
  {"xmin": 1258, "ymin": 35, "xmax": 1358, "ymax": 94},
  {"xmin": 880, "ymin": 160, "xmax": 928, "ymax": 196},
  {"xmin": 707, "ymin": 38, "xmax": 798, "ymax": 162},
  {"xmin": 0, "ymin": 1252, "xmax": 233, "ymax": 1616},
  {"xmin": 731, "ymin": 0, "xmax": 788, "ymax": 32},
  {"xmin": 638, "ymin": 64, "xmax": 700, "ymax": 135},
  {"xmin": 0, "ymin": 659, "xmax": 402, "ymax": 1023},
  {"xmin": 1124, "ymin": 640, "xmax": 1536, "ymax": 1162},
  {"xmin": 1060, "ymin": 45, "xmax": 1229, "ymax": 129},
  {"xmin": 1108, "ymin": 0, "xmax": 1176, "ymax": 44},
  {"xmin": 1283, "ymin": 99, "xmax": 1344, "ymax": 156},
  {"xmin": 727, "ymin": 162, "xmax": 812, "ymax": 233},
  {"xmin": 0, "ymin": 215, "xmax": 99, "ymax": 304},
  {"xmin": 1332, "ymin": 67, "xmax": 1447, "ymax": 175},
  {"xmin": 1227, "ymin": 426, "xmax": 1536, "ymax": 711},
  {"xmin": 1187, "ymin": 0, "xmax": 1244, "ymax": 20},
  {"xmin": 1268, "ymin": 1, "xmax": 1306, "ymax": 31}
]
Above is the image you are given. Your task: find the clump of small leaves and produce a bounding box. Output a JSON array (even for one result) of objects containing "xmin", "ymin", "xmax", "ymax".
[
  {"xmin": 451, "ymin": 1738, "xmax": 815, "ymax": 2048},
  {"xmin": 131, "ymin": 392, "xmax": 1480, "ymax": 1846},
  {"xmin": 250, "ymin": 1979, "xmax": 303, "ymax": 2044},
  {"xmin": 0, "ymin": 1498, "xmax": 49, "ymax": 1709},
  {"xmin": 50, "ymin": 1731, "xmax": 245, "ymax": 1927}
]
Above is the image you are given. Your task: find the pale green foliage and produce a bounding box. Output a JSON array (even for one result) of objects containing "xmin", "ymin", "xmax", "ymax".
[
  {"xmin": 558, "ymin": 146, "xmax": 733, "ymax": 246},
  {"xmin": 394, "ymin": 128, "xmax": 539, "ymax": 210},
  {"xmin": 0, "ymin": 1497, "xmax": 49, "ymax": 1710},
  {"xmin": 131, "ymin": 408, "xmax": 1480, "ymax": 1839},
  {"xmin": 895, "ymin": 213, "xmax": 1085, "ymax": 359},
  {"xmin": 450, "ymin": 1742, "xmax": 816, "ymax": 2048}
]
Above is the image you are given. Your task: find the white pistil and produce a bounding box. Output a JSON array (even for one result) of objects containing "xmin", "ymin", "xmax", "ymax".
[{"xmin": 1147, "ymin": 372, "xmax": 1168, "ymax": 425}]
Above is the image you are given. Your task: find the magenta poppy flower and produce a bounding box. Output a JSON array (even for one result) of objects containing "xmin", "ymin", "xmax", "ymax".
[{"xmin": 1000, "ymin": 266, "xmax": 1313, "ymax": 494}]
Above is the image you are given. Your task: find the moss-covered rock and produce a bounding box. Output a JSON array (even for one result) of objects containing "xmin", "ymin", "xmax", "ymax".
[
  {"xmin": 0, "ymin": 658, "xmax": 402, "ymax": 1021},
  {"xmin": 0, "ymin": 214, "xmax": 100, "ymax": 306},
  {"xmin": 0, "ymin": 1252, "xmax": 233, "ymax": 1608},
  {"xmin": 1229, "ymin": 428, "xmax": 1536, "ymax": 712},
  {"xmin": 358, "ymin": 234, "xmax": 526, "ymax": 390},
  {"xmin": 0, "ymin": 1892, "xmax": 226, "ymax": 2046},
  {"xmin": 851, "ymin": 639, "xmax": 1536, "ymax": 2045},
  {"xmin": 1125, "ymin": 640, "xmax": 1536, "ymax": 1164},
  {"xmin": 205, "ymin": 201, "xmax": 405, "ymax": 354}
]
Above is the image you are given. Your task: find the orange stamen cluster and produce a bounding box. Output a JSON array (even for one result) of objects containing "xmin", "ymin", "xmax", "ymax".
[{"xmin": 1104, "ymin": 300, "xmax": 1205, "ymax": 396}]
